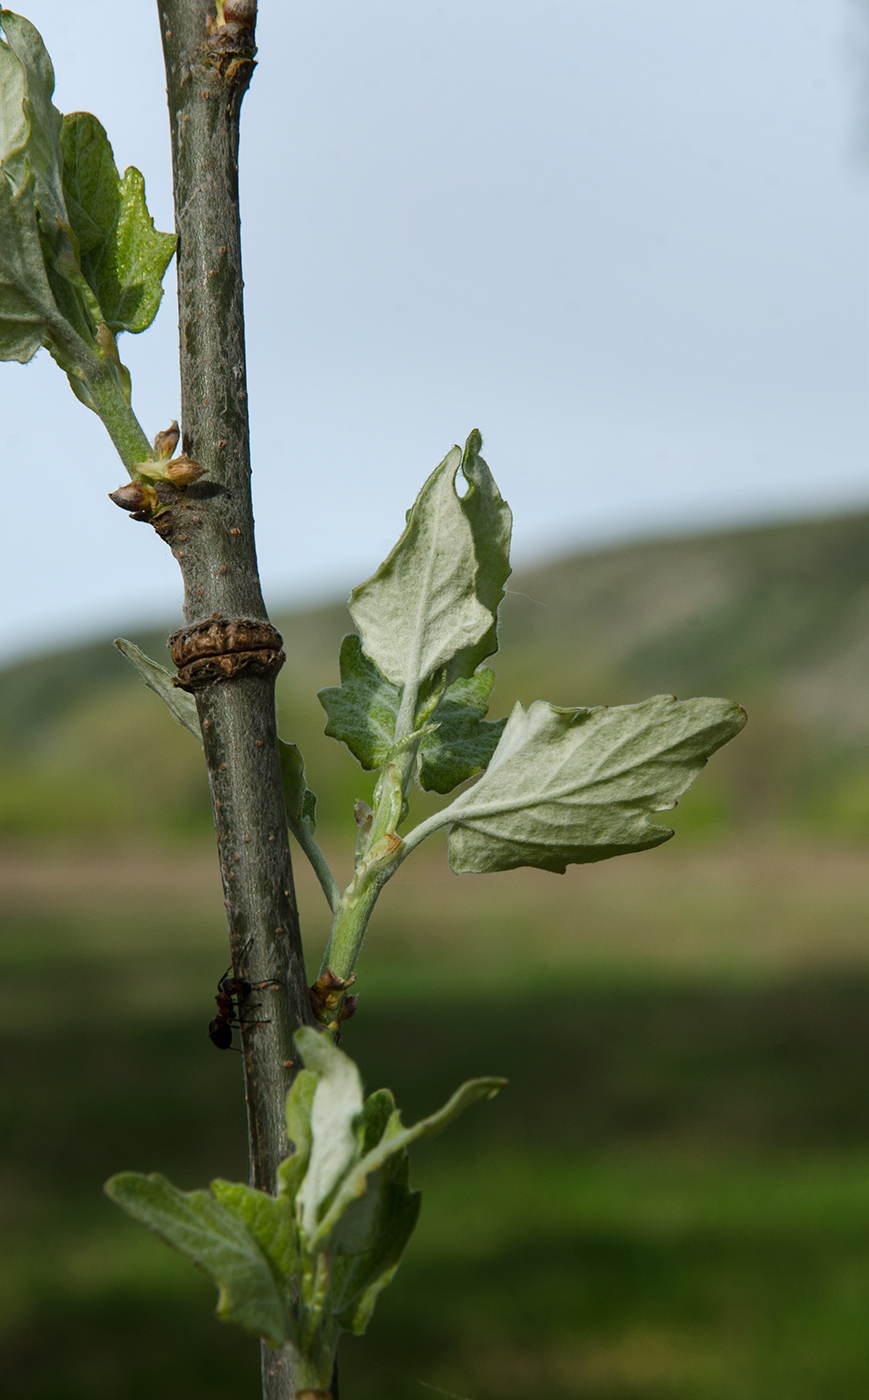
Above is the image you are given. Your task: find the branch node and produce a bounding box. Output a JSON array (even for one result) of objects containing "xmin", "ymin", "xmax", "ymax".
[{"xmin": 169, "ymin": 616, "xmax": 285, "ymax": 691}]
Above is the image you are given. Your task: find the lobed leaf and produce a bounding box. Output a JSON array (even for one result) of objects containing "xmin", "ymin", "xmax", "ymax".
[
  {"xmin": 450, "ymin": 429, "xmax": 512, "ymax": 679},
  {"xmin": 442, "ymin": 694, "xmax": 748, "ymax": 875},
  {"xmin": 104, "ymin": 1172, "xmax": 292, "ymax": 1347},
  {"xmin": 319, "ymin": 634, "xmax": 399, "ymax": 771},
  {"xmin": 210, "ymin": 1179, "xmax": 300, "ymax": 1278},
  {"xmin": 417, "ymin": 668, "xmax": 507, "ymax": 794},
  {"xmin": 319, "ymin": 634, "xmax": 505, "ymax": 793},
  {"xmin": 60, "ymin": 112, "xmax": 175, "ymax": 335},
  {"xmin": 348, "ymin": 435, "xmax": 510, "ymax": 705},
  {"xmin": 114, "ymin": 638, "xmax": 200, "ymax": 737}
]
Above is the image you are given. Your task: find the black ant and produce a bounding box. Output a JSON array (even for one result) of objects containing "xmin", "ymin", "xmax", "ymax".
[{"xmin": 208, "ymin": 951, "xmax": 280, "ymax": 1051}]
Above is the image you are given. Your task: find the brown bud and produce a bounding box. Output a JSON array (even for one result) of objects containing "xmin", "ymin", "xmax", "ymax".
[
  {"xmin": 339, "ymin": 994, "xmax": 360, "ymax": 1022},
  {"xmin": 109, "ymin": 482, "xmax": 157, "ymax": 514},
  {"xmin": 165, "ymin": 454, "xmax": 206, "ymax": 487},
  {"xmin": 309, "ymin": 968, "xmax": 358, "ymax": 1024},
  {"xmin": 223, "ymin": 0, "xmax": 257, "ymax": 26},
  {"xmin": 153, "ymin": 420, "xmax": 180, "ymax": 460}
]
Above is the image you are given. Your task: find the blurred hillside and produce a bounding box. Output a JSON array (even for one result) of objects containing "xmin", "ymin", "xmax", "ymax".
[
  {"xmin": 1, "ymin": 508, "xmax": 869, "ymax": 845},
  {"xmin": 5, "ymin": 510, "xmax": 869, "ymax": 1400}
]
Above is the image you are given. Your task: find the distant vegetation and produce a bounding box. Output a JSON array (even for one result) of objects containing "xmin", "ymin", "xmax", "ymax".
[
  {"xmin": 2, "ymin": 508, "xmax": 869, "ymax": 846},
  {"xmin": 5, "ymin": 509, "xmax": 869, "ymax": 1399}
]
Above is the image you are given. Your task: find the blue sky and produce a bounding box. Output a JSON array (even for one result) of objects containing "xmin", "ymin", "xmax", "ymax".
[{"xmin": 1, "ymin": 0, "xmax": 866, "ymax": 662}]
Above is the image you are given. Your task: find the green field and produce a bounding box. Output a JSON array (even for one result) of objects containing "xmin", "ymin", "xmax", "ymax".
[
  {"xmin": 4, "ymin": 840, "xmax": 869, "ymax": 1399},
  {"xmin": 4, "ymin": 511, "xmax": 869, "ymax": 1396}
]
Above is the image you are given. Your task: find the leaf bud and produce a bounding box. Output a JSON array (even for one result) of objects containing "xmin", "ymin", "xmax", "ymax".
[
  {"xmin": 309, "ymin": 968, "xmax": 358, "ymax": 1025},
  {"xmin": 134, "ymin": 461, "xmax": 171, "ymax": 482},
  {"xmin": 153, "ymin": 421, "xmax": 180, "ymax": 459},
  {"xmin": 165, "ymin": 454, "xmax": 206, "ymax": 487},
  {"xmin": 108, "ymin": 482, "xmax": 158, "ymax": 514},
  {"xmin": 222, "ymin": 0, "xmax": 257, "ymax": 26},
  {"xmin": 339, "ymin": 994, "xmax": 360, "ymax": 1022}
]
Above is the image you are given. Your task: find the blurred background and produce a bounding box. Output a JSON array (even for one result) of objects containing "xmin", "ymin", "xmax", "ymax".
[{"xmin": 2, "ymin": 1, "xmax": 868, "ymax": 1397}]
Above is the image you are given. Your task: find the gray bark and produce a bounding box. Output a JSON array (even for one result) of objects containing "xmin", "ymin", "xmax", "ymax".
[{"xmin": 156, "ymin": 4, "xmax": 322, "ymax": 1395}]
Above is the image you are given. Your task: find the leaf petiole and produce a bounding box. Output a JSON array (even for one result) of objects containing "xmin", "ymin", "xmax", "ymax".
[{"xmin": 288, "ymin": 819, "xmax": 341, "ymax": 914}]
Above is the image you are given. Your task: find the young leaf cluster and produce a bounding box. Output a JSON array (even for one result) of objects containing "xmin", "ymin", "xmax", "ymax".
[
  {"xmin": 0, "ymin": 9, "xmax": 174, "ymax": 465},
  {"xmin": 310, "ymin": 431, "xmax": 746, "ymax": 988},
  {"xmin": 117, "ymin": 431, "xmax": 746, "ymax": 1019},
  {"xmin": 106, "ymin": 1029, "xmax": 505, "ymax": 1390}
]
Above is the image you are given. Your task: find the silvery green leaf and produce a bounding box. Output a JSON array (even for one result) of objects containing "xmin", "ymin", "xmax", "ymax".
[
  {"xmin": 442, "ymin": 694, "xmax": 748, "ymax": 875},
  {"xmin": 114, "ymin": 638, "xmax": 200, "ymax": 738},
  {"xmin": 331, "ymin": 1150, "xmax": 421, "ymax": 1335},
  {"xmin": 210, "ymin": 1179, "xmax": 300, "ymax": 1279},
  {"xmin": 0, "ymin": 14, "xmax": 104, "ymax": 375},
  {"xmin": 0, "ymin": 167, "xmax": 57, "ymax": 361},
  {"xmin": 358, "ymin": 1087, "xmax": 396, "ymax": 1154},
  {"xmin": 418, "ymin": 668, "xmax": 507, "ymax": 794},
  {"xmin": 60, "ymin": 112, "xmax": 175, "ymax": 334},
  {"xmin": 278, "ymin": 1068, "xmax": 319, "ymax": 1203},
  {"xmin": 104, "ymin": 1172, "xmax": 292, "ymax": 1347},
  {"xmin": 450, "ymin": 429, "xmax": 512, "ymax": 679},
  {"xmin": 328, "ymin": 1088, "xmax": 398, "ymax": 1257},
  {"xmin": 0, "ymin": 11, "xmax": 65, "ymax": 230},
  {"xmin": 319, "ymin": 635, "xmax": 505, "ymax": 793},
  {"xmin": 278, "ymin": 739, "xmax": 317, "ymax": 831},
  {"xmin": 0, "ymin": 18, "xmax": 29, "ymax": 188},
  {"xmin": 318, "ymin": 634, "xmax": 400, "ymax": 770},
  {"xmin": 109, "ymin": 165, "xmax": 176, "ymax": 331},
  {"xmin": 308, "ymin": 1070, "xmax": 506, "ymax": 1250},
  {"xmin": 348, "ymin": 440, "xmax": 504, "ymax": 702},
  {"xmin": 295, "ymin": 1027, "xmax": 365, "ymax": 1239}
]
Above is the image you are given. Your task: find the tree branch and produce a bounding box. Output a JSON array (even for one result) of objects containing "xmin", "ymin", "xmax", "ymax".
[{"xmin": 156, "ymin": 3, "xmax": 316, "ymax": 1392}]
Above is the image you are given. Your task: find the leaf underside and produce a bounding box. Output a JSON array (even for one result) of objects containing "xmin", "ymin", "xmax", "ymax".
[
  {"xmin": 443, "ymin": 694, "xmax": 748, "ymax": 874},
  {"xmin": 104, "ymin": 1172, "xmax": 292, "ymax": 1348},
  {"xmin": 347, "ymin": 434, "xmax": 512, "ymax": 697},
  {"xmin": 114, "ymin": 638, "xmax": 200, "ymax": 736}
]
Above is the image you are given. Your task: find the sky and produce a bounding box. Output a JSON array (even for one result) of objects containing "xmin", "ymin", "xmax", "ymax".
[{"xmin": 1, "ymin": 0, "xmax": 867, "ymax": 664}]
